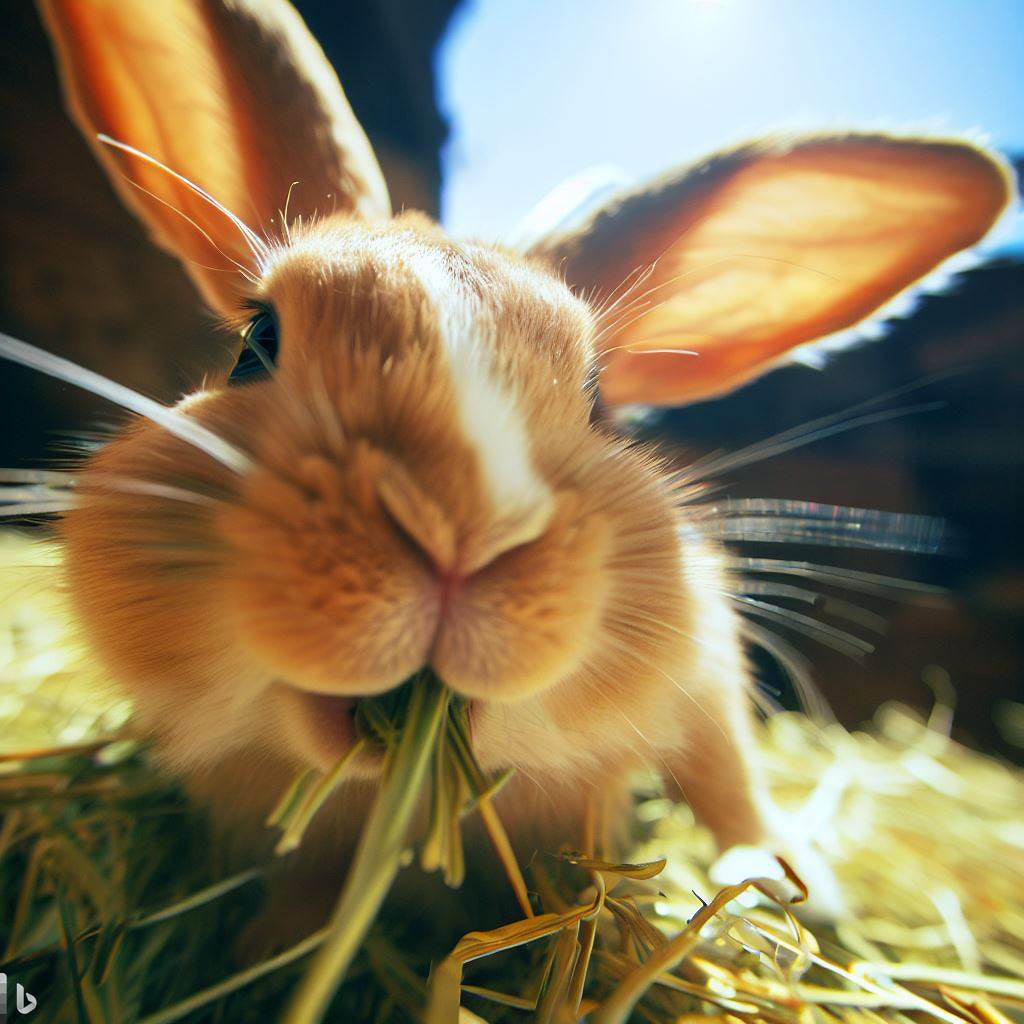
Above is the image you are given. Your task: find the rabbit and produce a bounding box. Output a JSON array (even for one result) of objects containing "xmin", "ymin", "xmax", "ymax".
[{"xmin": 10, "ymin": 0, "xmax": 1012, "ymax": 938}]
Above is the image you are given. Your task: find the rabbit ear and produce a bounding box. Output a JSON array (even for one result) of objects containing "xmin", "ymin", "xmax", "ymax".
[
  {"xmin": 38, "ymin": 0, "xmax": 390, "ymax": 313},
  {"xmin": 530, "ymin": 135, "xmax": 1012, "ymax": 406}
]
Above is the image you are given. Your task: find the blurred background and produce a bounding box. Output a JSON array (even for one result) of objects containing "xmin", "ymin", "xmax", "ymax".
[{"xmin": 1, "ymin": 1, "xmax": 1021, "ymax": 755}]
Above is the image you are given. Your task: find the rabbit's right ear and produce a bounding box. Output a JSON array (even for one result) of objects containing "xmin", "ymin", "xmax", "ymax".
[
  {"xmin": 529, "ymin": 136, "xmax": 1011, "ymax": 407},
  {"xmin": 38, "ymin": 0, "xmax": 390, "ymax": 314}
]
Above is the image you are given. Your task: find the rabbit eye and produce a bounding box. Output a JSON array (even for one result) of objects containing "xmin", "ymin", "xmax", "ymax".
[{"xmin": 229, "ymin": 309, "xmax": 278, "ymax": 384}]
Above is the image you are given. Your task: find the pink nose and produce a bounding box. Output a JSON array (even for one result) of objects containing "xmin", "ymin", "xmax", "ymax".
[{"xmin": 435, "ymin": 565, "xmax": 462, "ymax": 619}]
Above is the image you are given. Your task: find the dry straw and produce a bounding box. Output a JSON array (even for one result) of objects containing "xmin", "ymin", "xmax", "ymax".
[{"xmin": 1, "ymin": 532, "xmax": 1022, "ymax": 1023}]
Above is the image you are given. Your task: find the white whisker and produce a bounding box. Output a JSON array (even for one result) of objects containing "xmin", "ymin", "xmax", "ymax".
[
  {"xmin": 98, "ymin": 135, "xmax": 269, "ymax": 263},
  {"xmin": 698, "ymin": 499, "xmax": 947, "ymax": 554},
  {"xmin": 739, "ymin": 620, "xmax": 833, "ymax": 724},
  {"xmin": 672, "ymin": 378, "xmax": 966, "ymax": 725},
  {"xmin": 736, "ymin": 580, "xmax": 888, "ymax": 634},
  {"xmin": 0, "ymin": 332, "xmax": 250, "ymax": 474},
  {"xmin": 708, "ymin": 496, "xmax": 942, "ymax": 524},
  {"xmin": 281, "ymin": 181, "xmax": 300, "ymax": 246},
  {"xmin": 683, "ymin": 402, "xmax": 944, "ymax": 483},
  {"xmin": 728, "ymin": 557, "xmax": 945, "ymax": 598},
  {"xmin": 592, "ymin": 262, "xmax": 657, "ymax": 322},
  {"xmin": 729, "ymin": 594, "xmax": 875, "ymax": 659},
  {"xmin": 615, "ymin": 705, "xmax": 685, "ymax": 795},
  {"xmin": 0, "ymin": 468, "xmax": 75, "ymax": 485},
  {"xmin": 705, "ymin": 516, "xmax": 945, "ymax": 554},
  {"xmin": 674, "ymin": 370, "xmax": 965, "ymax": 486},
  {"xmin": 736, "ymin": 580, "xmax": 820, "ymax": 605},
  {"xmin": 0, "ymin": 500, "xmax": 75, "ymax": 517},
  {"xmin": 125, "ymin": 179, "xmax": 260, "ymax": 284},
  {"xmin": 623, "ymin": 347, "xmax": 699, "ymax": 357},
  {"xmin": 598, "ymin": 628, "xmax": 730, "ymax": 744},
  {"xmin": 86, "ymin": 476, "xmax": 218, "ymax": 507},
  {"xmin": 0, "ymin": 485, "xmax": 70, "ymax": 502}
]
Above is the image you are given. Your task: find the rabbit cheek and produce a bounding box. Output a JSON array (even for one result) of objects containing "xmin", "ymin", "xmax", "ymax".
[
  {"xmin": 218, "ymin": 473, "xmax": 439, "ymax": 696},
  {"xmin": 59, "ymin": 486, "xmax": 258, "ymax": 767},
  {"xmin": 62, "ymin": 499, "xmax": 229, "ymax": 694},
  {"xmin": 432, "ymin": 510, "xmax": 611, "ymax": 701}
]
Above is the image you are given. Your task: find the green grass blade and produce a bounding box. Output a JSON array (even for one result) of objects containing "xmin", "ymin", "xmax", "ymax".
[
  {"xmin": 136, "ymin": 927, "xmax": 331, "ymax": 1024},
  {"xmin": 275, "ymin": 739, "xmax": 367, "ymax": 855},
  {"xmin": 281, "ymin": 671, "xmax": 450, "ymax": 1023}
]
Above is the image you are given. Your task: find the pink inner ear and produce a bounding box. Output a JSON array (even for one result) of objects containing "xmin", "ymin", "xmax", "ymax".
[{"xmin": 580, "ymin": 139, "xmax": 1012, "ymax": 407}]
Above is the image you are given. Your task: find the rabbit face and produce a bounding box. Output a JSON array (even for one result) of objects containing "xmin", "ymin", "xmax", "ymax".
[{"xmin": 61, "ymin": 215, "xmax": 702, "ymax": 781}]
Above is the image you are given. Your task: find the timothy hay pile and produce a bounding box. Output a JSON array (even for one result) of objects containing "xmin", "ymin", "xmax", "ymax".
[{"xmin": 1, "ymin": 531, "xmax": 1022, "ymax": 1023}]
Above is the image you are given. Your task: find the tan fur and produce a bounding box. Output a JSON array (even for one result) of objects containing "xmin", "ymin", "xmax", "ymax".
[
  {"xmin": 42, "ymin": 0, "xmax": 1014, "ymax": 933},
  {"xmin": 59, "ymin": 217, "xmax": 720, "ymax": 793}
]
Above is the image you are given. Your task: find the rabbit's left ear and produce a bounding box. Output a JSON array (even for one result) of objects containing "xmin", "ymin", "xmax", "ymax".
[
  {"xmin": 39, "ymin": 0, "xmax": 390, "ymax": 314},
  {"xmin": 529, "ymin": 135, "xmax": 1013, "ymax": 406}
]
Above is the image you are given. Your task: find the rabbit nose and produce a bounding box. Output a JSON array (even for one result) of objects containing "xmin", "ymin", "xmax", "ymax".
[
  {"xmin": 456, "ymin": 497, "xmax": 555, "ymax": 576},
  {"xmin": 430, "ymin": 498, "xmax": 556, "ymax": 619},
  {"xmin": 376, "ymin": 470, "xmax": 457, "ymax": 574},
  {"xmin": 376, "ymin": 457, "xmax": 554, "ymax": 582}
]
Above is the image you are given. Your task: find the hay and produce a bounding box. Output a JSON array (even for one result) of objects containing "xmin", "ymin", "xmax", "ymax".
[{"xmin": 0, "ymin": 530, "xmax": 1022, "ymax": 1023}]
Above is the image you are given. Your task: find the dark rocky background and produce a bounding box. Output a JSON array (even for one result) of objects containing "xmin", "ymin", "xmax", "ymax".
[{"xmin": 1, "ymin": 1, "xmax": 1020, "ymax": 757}]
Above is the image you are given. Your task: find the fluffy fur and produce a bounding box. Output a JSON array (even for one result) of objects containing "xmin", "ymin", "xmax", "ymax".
[
  {"xmin": 39, "ymin": 0, "xmax": 1013, "ymax": 926},
  {"xmin": 60, "ymin": 216, "xmax": 764, "ymax": 848}
]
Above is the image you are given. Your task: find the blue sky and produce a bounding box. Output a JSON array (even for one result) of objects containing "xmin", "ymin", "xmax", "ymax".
[{"xmin": 437, "ymin": 0, "xmax": 1024, "ymax": 240}]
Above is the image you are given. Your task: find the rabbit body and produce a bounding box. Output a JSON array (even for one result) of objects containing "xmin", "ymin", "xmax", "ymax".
[{"xmin": 29, "ymin": 0, "xmax": 1012, "ymax": 931}]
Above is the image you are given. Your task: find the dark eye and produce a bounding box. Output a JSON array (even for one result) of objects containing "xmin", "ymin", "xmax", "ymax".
[{"xmin": 229, "ymin": 309, "xmax": 279, "ymax": 384}]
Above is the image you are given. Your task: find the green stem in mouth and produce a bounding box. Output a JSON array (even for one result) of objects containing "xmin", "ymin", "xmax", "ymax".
[
  {"xmin": 281, "ymin": 670, "xmax": 450, "ymax": 1024},
  {"xmin": 274, "ymin": 740, "xmax": 368, "ymax": 855}
]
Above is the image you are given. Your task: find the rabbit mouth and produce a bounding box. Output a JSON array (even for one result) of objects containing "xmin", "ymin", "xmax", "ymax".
[
  {"xmin": 274, "ymin": 682, "xmax": 362, "ymax": 771},
  {"xmin": 275, "ymin": 677, "xmax": 477, "ymax": 773}
]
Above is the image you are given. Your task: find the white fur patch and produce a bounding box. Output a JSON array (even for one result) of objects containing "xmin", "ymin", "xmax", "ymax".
[
  {"xmin": 447, "ymin": 348, "xmax": 551, "ymax": 517},
  {"xmin": 408, "ymin": 248, "xmax": 551, "ymax": 520}
]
